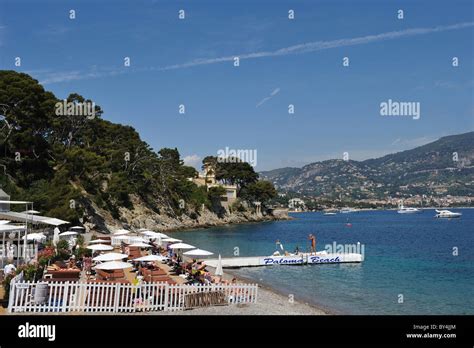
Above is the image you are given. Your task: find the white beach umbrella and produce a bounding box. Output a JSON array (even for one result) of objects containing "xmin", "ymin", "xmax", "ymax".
[
  {"xmin": 113, "ymin": 229, "xmax": 130, "ymax": 235},
  {"xmin": 141, "ymin": 231, "xmax": 168, "ymax": 238},
  {"xmin": 183, "ymin": 249, "xmax": 214, "ymax": 256},
  {"xmin": 22, "ymin": 210, "xmax": 40, "ymax": 214},
  {"xmin": 169, "ymin": 243, "xmax": 195, "ymax": 250},
  {"xmin": 162, "ymin": 238, "xmax": 182, "ymax": 243},
  {"xmin": 94, "ymin": 261, "xmax": 132, "ymax": 270},
  {"xmin": 70, "ymin": 226, "xmax": 85, "ymax": 230},
  {"xmin": 24, "ymin": 233, "xmax": 46, "ymax": 241},
  {"xmin": 215, "ymin": 254, "xmax": 223, "ymax": 276},
  {"xmin": 59, "ymin": 231, "xmax": 78, "ymax": 236},
  {"xmin": 87, "ymin": 244, "xmax": 114, "ymax": 251},
  {"xmin": 93, "ymin": 253, "xmax": 128, "ymax": 262},
  {"xmin": 88, "ymin": 239, "xmax": 108, "ymax": 244},
  {"xmin": 134, "ymin": 255, "xmax": 168, "ymax": 262},
  {"xmin": 129, "ymin": 241, "xmax": 152, "ymax": 248},
  {"xmin": 43, "ymin": 218, "xmax": 69, "ymax": 226}
]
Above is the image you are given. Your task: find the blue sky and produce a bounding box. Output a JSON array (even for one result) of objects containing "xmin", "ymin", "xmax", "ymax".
[{"xmin": 1, "ymin": 0, "xmax": 473, "ymax": 171}]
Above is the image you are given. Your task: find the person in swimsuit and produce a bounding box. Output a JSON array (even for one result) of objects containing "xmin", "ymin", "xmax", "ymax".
[{"xmin": 309, "ymin": 234, "xmax": 316, "ymax": 254}]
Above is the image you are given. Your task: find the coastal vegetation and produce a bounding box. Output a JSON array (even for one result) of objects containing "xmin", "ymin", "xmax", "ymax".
[{"xmin": 0, "ymin": 71, "xmax": 278, "ymax": 229}]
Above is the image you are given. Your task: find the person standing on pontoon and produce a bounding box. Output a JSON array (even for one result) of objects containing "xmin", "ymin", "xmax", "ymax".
[{"xmin": 309, "ymin": 234, "xmax": 316, "ymax": 254}]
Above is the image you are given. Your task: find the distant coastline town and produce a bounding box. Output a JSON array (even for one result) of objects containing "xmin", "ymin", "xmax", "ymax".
[{"xmin": 281, "ymin": 194, "xmax": 473, "ymax": 213}]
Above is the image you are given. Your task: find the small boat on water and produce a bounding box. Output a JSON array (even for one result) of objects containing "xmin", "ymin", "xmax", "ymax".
[
  {"xmin": 435, "ymin": 209, "xmax": 462, "ymax": 219},
  {"xmin": 397, "ymin": 202, "xmax": 421, "ymax": 214},
  {"xmin": 323, "ymin": 209, "xmax": 337, "ymax": 216},
  {"xmin": 340, "ymin": 207, "xmax": 357, "ymax": 213}
]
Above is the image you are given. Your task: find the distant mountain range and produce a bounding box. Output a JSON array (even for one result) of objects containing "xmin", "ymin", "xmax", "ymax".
[{"xmin": 260, "ymin": 132, "xmax": 474, "ymax": 200}]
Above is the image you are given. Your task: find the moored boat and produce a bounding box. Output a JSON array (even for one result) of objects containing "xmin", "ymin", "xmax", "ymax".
[
  {"xmin": 397, "ymin": 202, "xmax": 421, "ymax": 214},
  {"xmin": 435, "ymin": 209, "xmax": 462, "ymax": 218}
]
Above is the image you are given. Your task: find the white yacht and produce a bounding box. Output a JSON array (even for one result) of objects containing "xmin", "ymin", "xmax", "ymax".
[
  {"xmin": 323, "ymin": 210, "xmax": 337, "ymax": 216},
  {"xmin": 435, "ymin": 209, "xmax": 462, "ymax": 219},
  {"xmin": 340, "ymin": 207, "xmax": 357, "ymax": 213},
  {"xmin": 397, "ymin": 202, "xmax": 421, "ymax": 214}
]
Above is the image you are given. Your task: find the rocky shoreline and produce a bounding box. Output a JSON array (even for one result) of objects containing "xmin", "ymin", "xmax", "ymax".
[{"xmin": 84, "ymin": 195, "xmax": 291, "ymax": 234}]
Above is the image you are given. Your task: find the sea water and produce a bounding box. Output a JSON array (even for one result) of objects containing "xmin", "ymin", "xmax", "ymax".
[{"xmin": 172, "ymin": 209, "xmax": 474, "ymax": 314}]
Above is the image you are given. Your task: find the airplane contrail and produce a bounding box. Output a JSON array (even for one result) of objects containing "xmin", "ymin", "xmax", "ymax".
[{"xmin": 159, "ymin": 22, "xmax": 474, "ymax": 71}]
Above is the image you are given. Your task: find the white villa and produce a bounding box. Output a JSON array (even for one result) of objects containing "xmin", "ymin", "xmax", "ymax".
[
  {"xmin": 288, "ymin": 198, "xmax": 306, "ymax": 211},
  {"xmin": 190, "ymin": 163, "xmax": 237, "ymax": 209}
]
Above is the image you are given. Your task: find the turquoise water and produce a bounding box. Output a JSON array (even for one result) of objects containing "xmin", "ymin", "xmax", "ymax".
[{"xmin": 171, "ymin": 209, "xmax": 474, "ymax": 314}]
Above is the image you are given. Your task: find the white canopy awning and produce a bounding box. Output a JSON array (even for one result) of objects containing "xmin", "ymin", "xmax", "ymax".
[
  {"xmin": 0, "ymin": 224, "xmax": 26, "ymax": 232},
  {"xmin": 0, "ymin": 200, "xmax": 32, "ymax": 204},
  {"xmin": 0, "ymin": 211, "xmax": 69, "ymax": 226}
]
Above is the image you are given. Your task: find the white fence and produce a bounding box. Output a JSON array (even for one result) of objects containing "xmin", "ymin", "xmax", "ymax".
[{"xmin": 8, "ymin": 280, "xmax": 258, "ymax": 313}]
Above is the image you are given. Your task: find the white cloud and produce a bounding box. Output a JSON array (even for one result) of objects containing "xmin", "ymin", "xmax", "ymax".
[
  {"xmin": 183, "ymin": 154, "xmax": 202, "ymax": 169},
  {"xmin": 36, "ymin": 21, "xmax": 474, "ymax": 84},
  {"xmin": 256, "ymin": 87, "xmax": 280, "ymax": 108}
]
